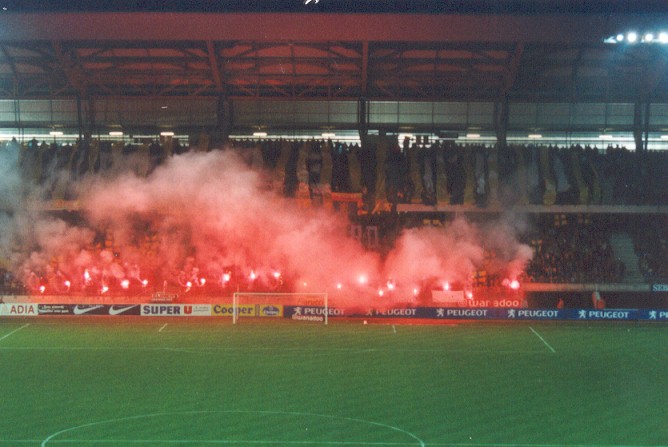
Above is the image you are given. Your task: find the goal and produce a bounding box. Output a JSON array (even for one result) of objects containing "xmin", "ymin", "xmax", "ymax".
[{"xmin": 232, "ymin": 292, "xmax": 329, "ymax": 324}]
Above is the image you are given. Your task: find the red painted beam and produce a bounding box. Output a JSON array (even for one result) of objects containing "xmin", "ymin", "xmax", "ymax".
[{"xmin": 0, "ymin": 12, "xmax": 664, "ymax": 43}]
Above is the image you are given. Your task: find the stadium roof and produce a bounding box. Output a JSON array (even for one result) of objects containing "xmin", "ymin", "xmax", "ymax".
[{"xmin": 0, "ymin": 1, "xmax": 666, "ymax": 102}]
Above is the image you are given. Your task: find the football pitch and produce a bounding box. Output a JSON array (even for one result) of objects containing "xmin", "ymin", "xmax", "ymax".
[{"xmin": 0, "ymin": 317, "xmax": 665, "ymax": 447}]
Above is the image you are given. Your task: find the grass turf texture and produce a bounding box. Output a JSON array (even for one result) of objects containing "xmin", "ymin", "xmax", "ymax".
[{"xmin": 0, "ymin": 318, "xmax": 665, "ymax": 447}]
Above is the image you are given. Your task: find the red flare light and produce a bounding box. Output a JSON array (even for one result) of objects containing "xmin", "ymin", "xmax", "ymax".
[
  {"xmin": 141, "ymin": 279, "xmax": 148, "ymax": 287},
  {"xmin": 249, "ymin": 270, "xmax": 257, "ymax": 281},
  {"xmin": 64, "ymin": 280, "xmax": 71, "ymax": 289},
  {"xmin": 120, "ymin": 279, "xmax": 130, "ymax": 289},
  {"xmin": 39, "ymin": 285, "xmax": 45, "ymax": 294},
  {"xmin": 386, "ymin": 280, "xmax": 395, "ymax": 291},
  {"xmin": 358, "ymin": 275, "xmax": 368, "ymax": 285},
  {"xmin": 222, "ymin": 272, "xmax": 231, "ymax": 283},
  {"xmin": 199, "ymin": 277, "xmax": 206, "ymax": 286},
  {"xmin": 502, "ymin": 278, "xmax": 521, "ymax": 290},
  {"xmin": 273, "ymin": 271, "xmax": 281, "ymax": 279},
  {"xmin": 101, "ymin": 285, "xmax": 109, "ymax": 294},
  {"xmin": 378, "ymin": 289, "xmax": 384, "ymax": 297},
  {"xmin": 336, "ymin": 283, "xmax": 342, "ymax": 290},
  {"xmin": 443, "ymin": 281, "xmax": 451, "ymax": 291}
]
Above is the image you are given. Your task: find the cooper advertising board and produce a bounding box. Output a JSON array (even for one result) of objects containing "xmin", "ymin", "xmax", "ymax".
[
  {"xmin": 212, "ymin": 304, "xmax": 283, "ymax": 318},
  {"xmin": 212, "ymin": 304, "xmax": 256, "ymax": 317},
  {"xmin": 0, "ymin": 303, "xmax": 38, "ymax": 316},
  {"xmin": 141, "ymin": 304, "xmax": 211, "ymax": 316}
]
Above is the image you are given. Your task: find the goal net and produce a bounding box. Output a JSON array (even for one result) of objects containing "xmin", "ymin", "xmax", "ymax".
[{"xmin": 232, "ymin": 292, "xmax": 329, "ymax": 324}]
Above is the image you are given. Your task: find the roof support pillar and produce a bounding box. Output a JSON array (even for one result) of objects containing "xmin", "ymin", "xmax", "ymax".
[
  {"xmin": 213, "ymin": 94, "xmax": 233, "ymax": 146},
  {"xmin": 633, "ymin": 100, "xmax": 649, "ymax": 153},
  {"xmin": 494, "ymin": 96, "xmax": 509, "ymax": 149},
  {"xmin": 76, "ymin": 94, "xmax": 94, "ymax": 141},
  {"xmin": 357, "ymin": 96, "xmax": 368, "ymax": 138}
]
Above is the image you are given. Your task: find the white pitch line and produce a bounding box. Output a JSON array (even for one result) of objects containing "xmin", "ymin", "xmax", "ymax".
[
  {"xmin": 392, "ymin": 325, "xmax": 397, "ymax": 334},
  {"xmin": 0, "ymin": 323, "xmax": 30, "ymax": 342},
  {"xmin": 41, "ymin": 440, "xmax": 420, "ymax": 445},
  {"xmin": 529, "ymin": 326, "xmax": 556, "ymax": 353},
  {"xmin": 158, "ymin": 323, "xmax": 168, "ymax": 333}
]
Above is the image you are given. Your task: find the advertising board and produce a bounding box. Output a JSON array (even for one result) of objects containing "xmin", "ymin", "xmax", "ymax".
[
  {"xmin": 141, "ymin": 304, "xmax": 211, "ymax": 316},
  {"xmin": 0, "ymin": 303, "xmax": 38, "ymax": 316}
]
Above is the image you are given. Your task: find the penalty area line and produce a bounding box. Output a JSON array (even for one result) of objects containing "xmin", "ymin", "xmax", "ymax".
[
  {"xmin": 0, "ymin": 323, "xmax": 30, "ymax": 342},
  {"xmin": 529, "ymin": 326, "xmax": 556, "ymax": 353},
  {"xmin": 158, "ymin": 323, "xmax": 168, "ymax": 333}
]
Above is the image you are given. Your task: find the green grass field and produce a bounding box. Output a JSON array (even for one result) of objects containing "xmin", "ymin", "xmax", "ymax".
[{"xmin": 0, "ymin": 317, "xmax": 665, "ymax": 447}]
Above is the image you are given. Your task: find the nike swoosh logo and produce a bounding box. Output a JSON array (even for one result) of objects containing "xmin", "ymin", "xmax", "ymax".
[
  {"xmin": 73, "ymin": 305, "xmax": 104, "ymax": 315},
  {"xmin": 109, "ymin": 305, "xmax": 138, "ymax": 315}
]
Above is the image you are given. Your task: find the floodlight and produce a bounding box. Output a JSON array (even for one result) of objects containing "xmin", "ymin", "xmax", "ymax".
[
  {"xmin": 528, "ymin": 134, "xmax": 543, "ymax": 139},
  {"xmin": 616, "ymin": 34, "xmax": 624, "ymax": 42},
  {"xmin": 644, "ymin": 33, "xmax": 654, "ymax": 42},
  {"xmin": 659, "ymin": 32, "xmax": 668, "ymax": 44},
  {"xmin": 627, "ymin": 32, "xmax": 638, "ymax": 43},
  {"xmin": 160, "ymin": 131, "xmax": 175, "ymax": 137}
]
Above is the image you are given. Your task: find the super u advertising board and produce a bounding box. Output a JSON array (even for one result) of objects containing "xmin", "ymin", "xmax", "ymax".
[{"xmin": 2, "ymin": 303, "xmax": 667, "ymax": 321}]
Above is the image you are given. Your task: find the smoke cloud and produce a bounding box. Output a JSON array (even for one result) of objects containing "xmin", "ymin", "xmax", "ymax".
[{"xmin": 0, "ymin": 144, "xmax": 532, "ymax": 306}]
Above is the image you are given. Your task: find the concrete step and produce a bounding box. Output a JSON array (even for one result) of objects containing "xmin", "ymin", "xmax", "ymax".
[{"xmin": 610, "ymin": 232, "xmax": 645, "ymax": 283}]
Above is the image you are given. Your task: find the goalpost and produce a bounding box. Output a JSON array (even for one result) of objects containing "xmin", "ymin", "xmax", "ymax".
[{"xmin": 232, "ymin": 292, "xmax": 329, "ymax": 324}]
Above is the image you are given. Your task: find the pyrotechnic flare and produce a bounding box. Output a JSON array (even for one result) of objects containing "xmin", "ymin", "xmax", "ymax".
[{"xmin": 0, "ymin": 146, "xmax": 532, "ymax": 306}]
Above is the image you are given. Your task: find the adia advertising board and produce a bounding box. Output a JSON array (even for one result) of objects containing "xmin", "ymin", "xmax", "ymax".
[{"xmin": 0, "ymin": 303, "xmax": 38, "ymax": 316}]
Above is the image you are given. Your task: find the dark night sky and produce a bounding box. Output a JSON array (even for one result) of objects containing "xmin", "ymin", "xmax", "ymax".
[{"xmin": 0, "ymin": 0, "xmax": 665, "ymax": 14}]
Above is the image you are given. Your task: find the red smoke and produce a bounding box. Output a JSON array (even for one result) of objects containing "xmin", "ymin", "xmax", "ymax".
[{"xmin": 6, "ymin": 147, "xmax": 532, "ymax": 306}]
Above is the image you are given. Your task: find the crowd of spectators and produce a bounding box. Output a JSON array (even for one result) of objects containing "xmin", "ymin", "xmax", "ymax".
[
  {"xmin": 522, "ymin": 214, "xmax": 625, "ymax": 283},
  {"xmin": 632, "ymin": 216, "xmax": 668, "ymax": 281},
  {"xmin": 344, "ymin": 213, "xmax": 630, "ymax": 286},
  {"xmin": 10, "ymin": 136, "xmax": 187, "ymax": 200},
  {"xmin": 0, "ymin": 267, "xmax": 23, "ymax": 294},
  {"xmin": 1, "ymin": 135, "xmax": 666, "ymax": 292},
  {"xmin": 232, "ymin": 138, "xmax": 668, "ymax": 210},
  {"xmin": 4, "ymin": 135, "xmax": 667, "ymax": 208},
  {"xmin": 229, "ymin": 138, "xmax": 364, "ymax": 199}
]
